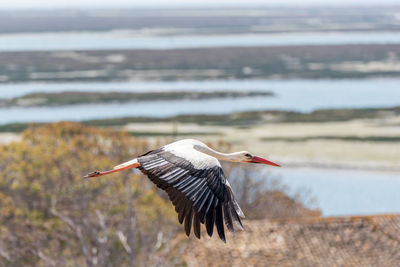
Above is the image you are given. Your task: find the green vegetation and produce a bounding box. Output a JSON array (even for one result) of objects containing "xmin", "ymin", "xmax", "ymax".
[
  {"xmin": 280, "ymin": 108, "xmax": 400, "ymax": 123},
  {"xmin": 83, "ymin": 112, "xmax": 265, "ymax": 127},
  {"xmin": 81, "ymin": 106, "xmax": 400, "ymax": 126},
  {"xmin": 0, "ymin": 122, "xmax": 43, "ymax": 133},
  {"xmin": 2, "ymin": 91, "xmax": 273, "ymax": 107}
]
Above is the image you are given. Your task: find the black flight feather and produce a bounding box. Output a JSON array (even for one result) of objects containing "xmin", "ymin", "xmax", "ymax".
[
  {"xmin": 193, "ymin": 211, "xmax": 201, "ymax": 239},
  {"xmin": 205, "ymin": 209, "xmax": 215, "ymax": 237},
  {"xmin": 178, "ymin": 200, "xmax": 191, "ymax": 224},
  {"xmin": 137, "ymin": 149, "xmax": 246, "ymax": 242},
  {"xmin": 215, "ymin": 202, "xmax": 226, "ymax": 242},
  {"xmin": 184, "ymin": 208, "xmax": 193, "ymax": 237},
  {"xmin": 223, "ymin": 201, "xmax": 234, "ymax": 233}
]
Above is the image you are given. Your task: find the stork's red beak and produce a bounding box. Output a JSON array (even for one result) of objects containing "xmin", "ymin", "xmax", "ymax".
[{"xmin": 249, "ymin": 156, "xmax": 281, "ymax": 167}]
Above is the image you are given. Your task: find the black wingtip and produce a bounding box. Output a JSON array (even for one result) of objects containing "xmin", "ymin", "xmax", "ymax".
[
  {"xmin": 178, "ymin": 201, "xmax": 190, "ymax": 224},
  {"xmin": 206, "ymin": 210, "xmax": 215, "ymax": 237},
  {"xmin": 193, "ymin": 211, "xmax": 201, "ymax": 239},
  {"xmin": 184, "ymin": 209, "xmax": 193, "ymax": 237},
  {"xmin": 215, "ymin": 203, "xmax": 226, "ymax": 243}
]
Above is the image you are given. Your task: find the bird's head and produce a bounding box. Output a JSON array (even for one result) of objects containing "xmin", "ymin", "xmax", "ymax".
[{"xmin": 234, "ymin": 151, "xmax": 281, "ymax": 167}]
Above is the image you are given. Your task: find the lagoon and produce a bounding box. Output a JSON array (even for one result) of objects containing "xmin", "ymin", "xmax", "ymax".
[
  {"xmin": 0, "ymin": 79, "xmax": 399, "ymax": 124},
  {"xmin": 274, "ymin": 168, "xmax": 400, "ymax": 216}
]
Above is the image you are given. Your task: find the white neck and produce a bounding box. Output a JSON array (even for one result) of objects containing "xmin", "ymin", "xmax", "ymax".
[{"xmin": 194, "ymin": 144, "xmax": 242, "ymax": 162}]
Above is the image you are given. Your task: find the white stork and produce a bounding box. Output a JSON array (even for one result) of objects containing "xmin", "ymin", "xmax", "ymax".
[{"xmin": 84, "ymin": 139, "xmax": 280, "ymax": 242}]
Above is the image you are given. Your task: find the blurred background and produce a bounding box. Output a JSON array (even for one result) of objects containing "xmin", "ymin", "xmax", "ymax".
[{"xmin": 0, "ymin": 0, "xmax": 400, "ymax": 266}]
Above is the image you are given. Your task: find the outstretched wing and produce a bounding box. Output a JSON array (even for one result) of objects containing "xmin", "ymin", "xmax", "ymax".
[{"xmin": 137, "ymin": 148, "xmax": 244, "ymax": 242}]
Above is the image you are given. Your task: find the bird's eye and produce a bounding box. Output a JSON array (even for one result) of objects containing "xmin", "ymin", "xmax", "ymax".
[{"xmin": 245, "ymin": 153, "xmax": 252, "ymax": 158}]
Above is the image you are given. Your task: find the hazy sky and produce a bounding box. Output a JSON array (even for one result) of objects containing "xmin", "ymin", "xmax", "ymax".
[{"xmin": 0, "ymin": 0, "xmax": 399, "ymax": 9}]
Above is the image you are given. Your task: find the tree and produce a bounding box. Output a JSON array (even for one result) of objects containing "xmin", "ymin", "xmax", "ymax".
[{"xmin": 0, "ymin": 122, "xmax": 178, "ymax": 266}]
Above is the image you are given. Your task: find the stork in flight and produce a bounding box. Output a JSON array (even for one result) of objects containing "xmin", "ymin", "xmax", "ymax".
[{"xmin": 84, "ymin": 139, "xmax": 280, "ymax": 242}]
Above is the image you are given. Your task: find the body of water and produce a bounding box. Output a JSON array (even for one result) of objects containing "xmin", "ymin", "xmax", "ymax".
[
  {"xmin": 1, "ymin": 31, "xmax": 400, "ymax": 52},
  {"xmin": 274, "ymin": 168, "xmax": 400, "ymax": 216},
  {"xmin": 0, "ymin": 79, "xmax": 400, "ymax": 124},
  {"xmin": 1, "ymin": 27, "xmax": 399, "ymax": 219}
]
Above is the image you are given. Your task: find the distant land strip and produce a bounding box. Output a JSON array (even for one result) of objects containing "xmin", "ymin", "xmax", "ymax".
[
  {"xmin": 0, "ymin": 91, "xmax": 273, "ymax": 107},
  {"xmin": 0, "ymin": 106, "xmax": 399, "ymax": 133},
  {"xmin": 2, "ymin": 44, "xmax": 400, "ymax": 83}
]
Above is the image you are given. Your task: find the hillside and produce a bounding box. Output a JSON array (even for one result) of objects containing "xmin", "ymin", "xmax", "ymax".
[{"xmin": 179, "ymin": 214, "xmax": 400, "ymax": 266}]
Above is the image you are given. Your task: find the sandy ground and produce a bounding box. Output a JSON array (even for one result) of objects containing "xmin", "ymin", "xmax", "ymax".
[
  {"xmin": 0, "ymin": 133, "xmax": 21, "ymax": 145},
  {"xmin": 124, "ymin": 117, "xmax": 400, "ymax": 171}
]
